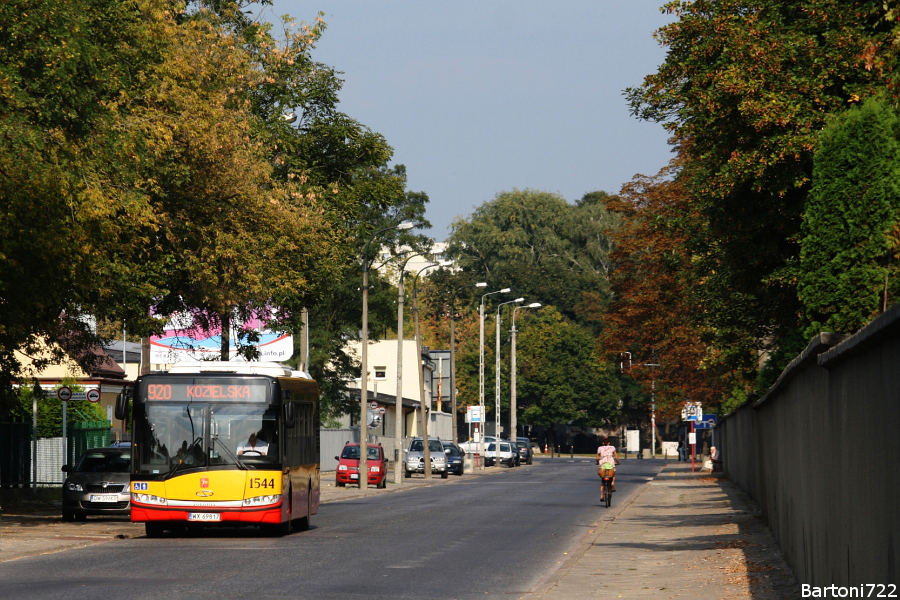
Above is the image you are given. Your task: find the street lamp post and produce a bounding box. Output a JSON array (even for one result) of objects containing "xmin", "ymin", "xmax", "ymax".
[
  {"xmin": 450, "ymin": 282, "xmax": 487, "ymax": 445},
  {"xmin": 479, "ymin": 287, "xmax": 511, "ymax": 470},
  {"xmin": 495, "ymin": 298, "xmax": 523, "ymax": 445},
  {"xmin": 394, "ymin": 252, "xmax": 427, "ymax": 486},
  {"xmin": 359, "ymin": 220, "xmax": 413, "ymax": 492},
  {"xmin": 510, "ymin": 302, "xmax": 541, "ymax": 445},
  {"xmin": 411, "ymin": 261, "xmax": 451, "ymax": 479},
  {"xmin": 640, "ymin": 362, "xmax": 661, "ymax": 458}
]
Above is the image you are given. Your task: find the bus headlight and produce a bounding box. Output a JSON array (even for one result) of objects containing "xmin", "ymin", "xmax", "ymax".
[
  {"xmin": 242, "ymin": 494, "xmax": 281, "ymax": 507},
  {"xmin": 132, "ymin": 493, "xmax": 167, "ymax": 506}
]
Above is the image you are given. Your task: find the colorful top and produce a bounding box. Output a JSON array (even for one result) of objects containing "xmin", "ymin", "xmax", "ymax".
[{"xmin": 597, "ymin": 445, "xmax": 616, "ymax": 468}]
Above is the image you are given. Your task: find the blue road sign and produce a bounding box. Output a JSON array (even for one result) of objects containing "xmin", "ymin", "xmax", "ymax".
[{"xmin": 693, "ymin": 414, "xmax": 718, "ymax": 429}]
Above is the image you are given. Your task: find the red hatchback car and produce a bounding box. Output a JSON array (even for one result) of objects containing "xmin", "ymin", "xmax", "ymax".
[{"xmin": 335, "ymin": 443, "xmax": 387, "ymax": 488}]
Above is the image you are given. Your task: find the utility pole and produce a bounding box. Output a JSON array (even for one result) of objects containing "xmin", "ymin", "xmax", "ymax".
[
  {"xmin": 641, "ymin": 362, "xmax": 661, "ymax": 458},
  {"xmin": 359, "ymin": 221, "xmax": 413, "ymax": 492},
  {"xmin": 510, "ymin": 303, "xmax": 540, "ymax": 447},
  {"xmin": 394, "ymin": 252, "xmax": 425, "ymax": 486},
  {"xmin": 450, "ymin": 282, "xmax": 486, "ymax": 447}
]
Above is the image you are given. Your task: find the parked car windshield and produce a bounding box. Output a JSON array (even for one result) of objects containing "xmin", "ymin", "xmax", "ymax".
[
  {"xmin": 341, "ymin": 446, "xmax": 381, "ymax": 460},
  {"xmin": 74, "ymin": 451, "xmax": 131, "ymax": 473},
  {"xmin": 409, "ymin": 439, "xmax": 444, "ymax": 453}
]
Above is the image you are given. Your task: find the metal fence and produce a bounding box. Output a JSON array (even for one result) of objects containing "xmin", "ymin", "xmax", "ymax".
[
  {"xmin": 320, "ymin": 429, "xmax": 410, "ymax": 472},
  {"xmin": 0, "ymin": 421, "xmax": 111, "ymax": 487},
  {"xmin": 0, "ymin": 421, "xmax": 30, "ymax": 487}
]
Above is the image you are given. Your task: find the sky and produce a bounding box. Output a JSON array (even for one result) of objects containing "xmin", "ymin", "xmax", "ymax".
[{"xmin": 259, "ymin": 1, "xmax": 677, "ymax": 240}]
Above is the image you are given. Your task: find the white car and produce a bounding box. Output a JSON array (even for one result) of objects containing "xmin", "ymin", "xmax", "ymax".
[
  {"xmin": 458, "ymin": 436, "xmax": 496, "ymax": 455},
  {"xmin": 484, "ymin": 441, "xmax": 517, "ymax": 468}
]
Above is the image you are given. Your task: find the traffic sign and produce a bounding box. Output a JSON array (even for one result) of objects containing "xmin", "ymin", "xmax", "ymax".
[
  {"xmin": 368, "ymin": 402, "xmax": 378, "ymax": 409},
  {"xmin": 377, "ymin": 407, "xmax": 386, "ymax": 415},
  {"xmin": 682, "ymin": 401, "xmax": 703, "ymax": 421},
  {"xmin": 693, "ymin": 414, "xmax": 717, "ymax": 429},
  {"xmin": 86, "ymin": 388, "xmax": 101, "ymax": 403},
  {"xmin": 57, "ymin": 386, "xmax": 72, "ymax": 402}
]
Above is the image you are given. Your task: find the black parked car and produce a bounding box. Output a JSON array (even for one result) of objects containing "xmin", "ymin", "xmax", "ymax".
[
  {"xmin": 516, "ymin": 437, "xmax": 533, "ymax": 465},
  {"xmin": 442, "ymin": 442, "xmax": 465, "ymax": 476},
  {"xmin": 62, "ymin": 447, "xmax": 131, "ymax": 521}
]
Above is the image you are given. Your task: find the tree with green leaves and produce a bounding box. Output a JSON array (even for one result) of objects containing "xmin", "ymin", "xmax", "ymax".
[
  {"xmin": 0, "ymin": 0, "xmax": 175, "ymax": 410},
  {"xmin": 627, "ymin": 0, "xmax": 897, "ymax": 371},
  {"xmin": 446, "ymin": 189, "xmax": 619, "ymax": 323},
  {"xmin": 517, "ymin": 307, "xmax": 621, "ymax": 430},
  {"xmin": 799, "ymin": 95, "xmax": 900, "ymax": 335},
  {"xmin": 0, "ymin": 0, "xmax": 430, "ymax": 420}
]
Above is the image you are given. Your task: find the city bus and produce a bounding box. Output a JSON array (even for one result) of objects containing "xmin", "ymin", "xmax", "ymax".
[{"xmin": 115, "ymin": 361, "xmax": 319, "ymax": 537}]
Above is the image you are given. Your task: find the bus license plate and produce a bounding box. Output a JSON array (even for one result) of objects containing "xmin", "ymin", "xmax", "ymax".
[
  {"xmin": 90, "ymin": 494, "xmax": 118, "ymax": 503},
  {"xmin": 189, "ymin": 513, "xmax": 221, "ymax": 522}
]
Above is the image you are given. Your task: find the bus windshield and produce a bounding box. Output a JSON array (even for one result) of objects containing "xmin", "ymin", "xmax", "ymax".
[{"xmin": 134, "ymin": 402, "xmax": 278, "ymax": 474}]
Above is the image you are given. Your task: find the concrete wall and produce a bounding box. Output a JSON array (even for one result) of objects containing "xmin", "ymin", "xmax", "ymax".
[{"xmin": 718, "ymin": 308, "xmax": 900, "ymax": 586}]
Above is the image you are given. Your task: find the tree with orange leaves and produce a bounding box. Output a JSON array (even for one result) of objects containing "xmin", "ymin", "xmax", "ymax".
[{"xmin": 596, "ymin": 164, "xmax": 732, "ymax": 434}]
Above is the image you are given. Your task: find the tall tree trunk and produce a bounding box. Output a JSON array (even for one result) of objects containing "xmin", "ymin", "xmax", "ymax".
[{"xmin": 220, "ymin": 311, "xmax": 230, "ymax": 360}]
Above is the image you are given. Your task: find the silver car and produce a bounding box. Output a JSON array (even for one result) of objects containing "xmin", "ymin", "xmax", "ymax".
[
  {"xmin": 404, "ymin": 438, "xmax": 449, "ymax": 479},
  {"xmin": 61, "ymin": 447, "xmax": 131, "ymax": 521}
]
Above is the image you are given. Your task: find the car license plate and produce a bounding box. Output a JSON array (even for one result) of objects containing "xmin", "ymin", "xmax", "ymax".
[
  {"xmin": 350, "ymin": 474, "xmax": 358, "ymax": 480},
  {"xmin": 188, "ymin": 512, "xmax": 221, "ymax": 522},
  {"xmin": 89, "ymin": 494, "xmax": 118, "ymax": 503}
]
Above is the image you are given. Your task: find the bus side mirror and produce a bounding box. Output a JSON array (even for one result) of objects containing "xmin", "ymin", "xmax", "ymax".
[
  {"xmin": 284, "ymin": 403, "xmax": 296, "ymax": 428},
  {"xmin": 115, "ymin": 390, "xmax": 130, "ymax": 421}
]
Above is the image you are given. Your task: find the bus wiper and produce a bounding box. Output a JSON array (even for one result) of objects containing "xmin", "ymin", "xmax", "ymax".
[
  {"xmin": 166, "ymin": 435, "xmax": 204, "ymax": 478},
  {"xmin": 212, "ymin": 433, "xmax": 247, "ymax": 470}
]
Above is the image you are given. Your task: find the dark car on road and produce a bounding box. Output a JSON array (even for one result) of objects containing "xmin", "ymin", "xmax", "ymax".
[
  {"xmin": 516, "ymin": 437, "xmax": 533, "ymax": 465},
  {"xmin": 442, "ymin": 441, "xmax": 464, "ymax": 476},
  {"xmin": 62, "ymin": 447, "xmax": 131, "ymax": 521}
]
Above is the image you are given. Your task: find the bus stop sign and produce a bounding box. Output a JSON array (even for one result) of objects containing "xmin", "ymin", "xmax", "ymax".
[{"xmin": 682, "ymin": 402, "xmax": 703, "ymax": 421}]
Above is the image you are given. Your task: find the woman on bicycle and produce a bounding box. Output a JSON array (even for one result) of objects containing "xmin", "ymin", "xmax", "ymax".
[{"xmin": 596, "ymin": 437, "xmax": 620, "ymax": 501}]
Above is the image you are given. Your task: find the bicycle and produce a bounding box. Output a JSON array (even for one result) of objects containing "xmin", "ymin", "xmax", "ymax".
[
  {"xmin": 598, "ymin": 461, "xmax": 617, "ymax": 507},
  {"xmin": 600, "ymin": 469, "xmax": 613, "ymax": 507}
]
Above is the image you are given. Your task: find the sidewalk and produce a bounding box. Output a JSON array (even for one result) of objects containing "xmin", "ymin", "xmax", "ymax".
[
  {"xmin": 0, "ymin": 465, "xmax": 505, "ymax": 563},
  {"xmin": 523, "ymin": 462, "xmax": 800, "ymax": 599}
]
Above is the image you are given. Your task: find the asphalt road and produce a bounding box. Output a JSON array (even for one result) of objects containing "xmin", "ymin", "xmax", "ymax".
[{"xmin": 0, "ymin": 458, "xmax": 665, "ymax": 600}]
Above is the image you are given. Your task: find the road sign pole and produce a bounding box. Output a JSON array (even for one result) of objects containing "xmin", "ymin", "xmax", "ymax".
[
  {"xmin": 62, "ymin": 400, "xmax": 67, "ymax": 466},
  {"xmin": 57, "ymin": 386, "xmax": 73, "ymax": 468},
  {"xmin": 691, "ymin": 421, "xmax": 695, "ymax": 472}
]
